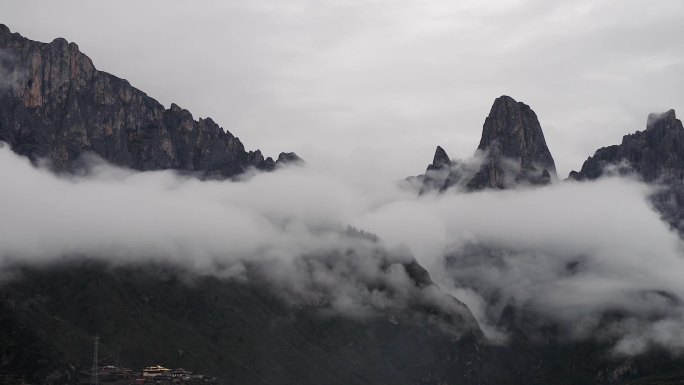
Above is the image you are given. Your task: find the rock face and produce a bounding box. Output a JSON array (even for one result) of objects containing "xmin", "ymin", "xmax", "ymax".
[
  {"xmin": 419, "ymin": 95, "xmax": 556, "ymax": 192},
  {"xmin": 0, "ymin": 24, "xmax": 297, "ymax": 177},
  {"xmin": 427, "ymin": 145, "xmax": 451, "ymax": 171},
  {"xmin": 276, "ymin": 151, "xmax": 305, "ymax": 166},
  {"xmin": 417, "ymin": 146, "xmax": 454, "ymax": 193},
  {"xmin": 570, "ymin": 110, "xmax": 684, "ymax": 182},
  {"xmin": 570, "ymin": 109, "xmax": 684, "ymax": 231},
  {"xmin": 468, "ymin": 95, "xmax": 556, "ymax": 189}
]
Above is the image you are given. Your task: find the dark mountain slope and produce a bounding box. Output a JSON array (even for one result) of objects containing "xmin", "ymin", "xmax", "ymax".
[
  {"xmin": 4, "ymin": 260, "xmax": 681, "ymax": 385},
  {"xmin": 0, "ymin": 24, "xmax": 297, "ymax": 177},
  {"xmin": 0, "ymin": 260, "xmax": 487, "ymax": 385}
]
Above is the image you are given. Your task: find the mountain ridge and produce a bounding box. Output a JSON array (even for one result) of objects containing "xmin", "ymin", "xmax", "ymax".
[
  {"xmin": 0, "ymin": 23, "xmax": 300, "ymax": 178},
  {"xmin": 569, "ymin": 109, "xmax": 684, "ymax": 232}
]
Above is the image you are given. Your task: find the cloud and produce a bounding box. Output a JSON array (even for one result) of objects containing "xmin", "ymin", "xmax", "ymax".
[
  {"xmin": 2, "ymin": 142, "xmax": 684, "ymax": 353},
  {"xmin": 358, "ymin": 176, "xmax": 684, "ymax": 354},
  {"xmin": 0, "ymin": 142, "xmax": 477, "ymax": 332}
]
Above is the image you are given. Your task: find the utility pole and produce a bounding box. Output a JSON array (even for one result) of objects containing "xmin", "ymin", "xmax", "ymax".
[{"xmin": 91, "ymin": 336, "xmax": 99, "ymax": 385}]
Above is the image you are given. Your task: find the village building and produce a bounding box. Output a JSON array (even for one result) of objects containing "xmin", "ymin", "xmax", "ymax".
[
  {"xmin": 172, "ymin": 368, "xmax": 193, "ymax": 379},
  {"xmin": 142, "ymin": 365, "xmax": 171, "ymax": 378}
]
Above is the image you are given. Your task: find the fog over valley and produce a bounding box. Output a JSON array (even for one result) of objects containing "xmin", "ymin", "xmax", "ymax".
[{"xmin": 2, "ymin": 140, "xmax": 683, "ymax": 355}]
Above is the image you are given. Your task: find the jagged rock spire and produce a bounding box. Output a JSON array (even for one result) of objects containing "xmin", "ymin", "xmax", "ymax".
[
  {"xmin": 418, "ymin": 96, "xmax": 557, "ymax": 192},
  {"xmin": 466, "ymin": 96, "xmax": 556, "ymax": 190},
  {"xmin": 477, "ymin": 95, "xmax": 557, "ymax": 180},
  {"xmin": 428, "ymin": 146, "xmax": 451, "ymax": 171}
]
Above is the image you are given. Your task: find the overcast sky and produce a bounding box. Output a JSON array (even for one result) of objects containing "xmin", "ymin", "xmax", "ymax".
[{"xmin": 3, "ymin": 0, "xmax": 683, "ymax": 178}]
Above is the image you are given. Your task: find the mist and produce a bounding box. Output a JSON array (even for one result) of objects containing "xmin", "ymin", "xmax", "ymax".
[
  {"xmin": 1, "ymin": 142, "xmax": 684, "ymax": 354},
  {"xmin": 359, "ymin": 178, "xmax": 684, "ymax": 354}
]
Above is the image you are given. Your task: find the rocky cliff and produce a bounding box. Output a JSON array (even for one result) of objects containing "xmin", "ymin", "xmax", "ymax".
[
  {"xmin": 0, "ymin": 24, "xmax": 298, "ymax": 177},
  {"xmin": 468, "ymin": 95, "xmax": 556, "ymax": 189},
  {"xmin": 570, "ymin": 110, "xmax": 684, "ymax": 232},
  {"xmin": 418, "ymin": 95, "xmax": 556, "ymax": 192}
]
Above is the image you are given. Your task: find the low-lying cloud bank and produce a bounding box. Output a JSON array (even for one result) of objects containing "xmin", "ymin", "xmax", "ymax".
[
  {"xmin": 1, "ymin": 143, "xmax": 683, "ymax": 354},
  {"xmin": 0, "ymin": 142, "xmax": 477, "ymax": 332},
  {"xmin": 359, "ymin": 179, "xmax": 684, "ymax": 354}
]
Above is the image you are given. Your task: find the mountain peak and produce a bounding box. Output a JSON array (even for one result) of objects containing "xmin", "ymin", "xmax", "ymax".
[
  {"xmin": 468, "ymin": 96, "xmax": 557, "ymax": 189},
  {"xmin": 487, "ymin": 94, "xmax": 517, "ymax": 112},
  {"xmin": 276, "ymin": 152, "xmax": 304, "ymax": 166},
  {"xmin": 428, "ymin": 146, "xmax": 451, "ymax": 171},
  {"xmin": 416, "ymin": 96, "xmax": 556, "ymax": 192},
  {"xmin": 478, "ymin": 95, "xmax": 556, "ymax": 174},
  {"xmin": 647, "ymin": 109, "xmax": 678, "ymax": 128}
]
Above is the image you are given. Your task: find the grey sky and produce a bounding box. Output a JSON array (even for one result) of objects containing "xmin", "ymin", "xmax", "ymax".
[{"xmin": 3, "ymin": 0, "xmax": 683, "ymax": 178}]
